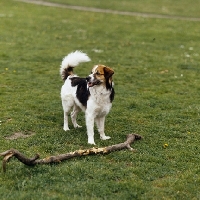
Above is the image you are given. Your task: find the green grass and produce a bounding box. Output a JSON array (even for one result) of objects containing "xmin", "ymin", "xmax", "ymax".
[
  {"xmin": 1, "ymin": 0, "xmax": 200, "ymax": 199},
  {"xmin": 47, "ymin": 0, "xmax": 200, "ymax": 18}
]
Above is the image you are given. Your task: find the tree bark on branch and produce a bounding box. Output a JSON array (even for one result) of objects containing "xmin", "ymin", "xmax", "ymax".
[{"xmin": 0, "ymin": 133, "xmax": 142, "ymax": 172}]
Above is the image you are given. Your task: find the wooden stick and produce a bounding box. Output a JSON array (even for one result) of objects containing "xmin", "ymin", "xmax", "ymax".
[{"xmin": 0, "ymin": 133, "xmax": 142, "ymax": 172}]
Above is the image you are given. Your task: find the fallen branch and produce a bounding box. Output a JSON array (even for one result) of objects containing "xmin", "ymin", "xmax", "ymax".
[{"xmin": 0, "ymin": 133, "xmax": 142, "ymax": 172}]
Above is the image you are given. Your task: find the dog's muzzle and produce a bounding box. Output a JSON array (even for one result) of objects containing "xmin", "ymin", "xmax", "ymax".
[{"xmin": 86, "ymin": 76, "xmax": 101, "ymax": 87}]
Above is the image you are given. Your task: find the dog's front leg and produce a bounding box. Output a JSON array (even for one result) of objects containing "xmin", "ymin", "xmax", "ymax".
[
  {"xmin": 86, "ymin": 113, "xmax": 95, "ymax": 145},
  {"xmin": 95, "ymin": 117, "xmax": 111, "ymax": 140}
]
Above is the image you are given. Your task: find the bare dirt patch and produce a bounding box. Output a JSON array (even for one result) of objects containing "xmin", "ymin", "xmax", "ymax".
[{"xmin": 5, "ymin": 131, "xmax": 35, "ymax": 140}]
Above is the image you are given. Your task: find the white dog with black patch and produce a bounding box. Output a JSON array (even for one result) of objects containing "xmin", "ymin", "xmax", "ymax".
[{"xmin": 60, "ymin": 51, "xmax": 115, "ymax": 145}]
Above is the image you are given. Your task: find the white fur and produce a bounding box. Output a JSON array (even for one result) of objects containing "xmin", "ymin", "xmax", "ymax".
[
  {"xmin": 85, "ymin": 86, "xmax": 112, "ymax": 144},
  {"xmin": 60, "ymin": 52, "xmax": 113, "ymax": 145},
  {"xmin": 60, "ymin": 50, "xmax": 91, "ymax": 77},
  {"xmin": 61, "ymin": 81, "xmax": 112, "ymax": 145}
]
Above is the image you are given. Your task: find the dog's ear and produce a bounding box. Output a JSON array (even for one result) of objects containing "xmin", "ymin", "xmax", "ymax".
[{"xmin": 104, "ymin": 67, "xmax": 114, "ymax": 79}]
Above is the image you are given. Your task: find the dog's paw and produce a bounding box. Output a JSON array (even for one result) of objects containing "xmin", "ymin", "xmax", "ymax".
[
  {"xmin": 88, "ymin": 138, "xmax": 96, "ymax": 145},
  {"xmin": 100, "ymin": 136, "xmax": 111, "ymax": 140},
  {"xmin": 63, "ymin": 127, "xmax": 70, "ymax": 131},
  {"xmin": 74, "ymin": 124, "xmax": 82, "ymax": 128},
  {"xmin": 88, "ymin": 142, "xmax": 96, "ymax": 145}
]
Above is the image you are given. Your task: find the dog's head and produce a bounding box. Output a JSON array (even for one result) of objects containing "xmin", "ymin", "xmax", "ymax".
[{"xmin": 86, "ymin": 65, "xmax": 114, "ymax": 89}]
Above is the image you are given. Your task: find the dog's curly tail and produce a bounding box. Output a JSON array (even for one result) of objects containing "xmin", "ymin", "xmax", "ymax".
[{"xmin": 60, "ymin": 50, "xmax": 91, "ymax": 81}]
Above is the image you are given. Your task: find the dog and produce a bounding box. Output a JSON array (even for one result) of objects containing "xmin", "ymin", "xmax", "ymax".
[{"xmin": 60, "ymin": 51, "xmax": 115, "ymax": 144}]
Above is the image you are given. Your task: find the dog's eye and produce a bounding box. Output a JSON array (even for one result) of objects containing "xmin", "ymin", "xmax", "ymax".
[{"xmin": 96, "ymin": 72, "xmax": 101, "ymax": 75}]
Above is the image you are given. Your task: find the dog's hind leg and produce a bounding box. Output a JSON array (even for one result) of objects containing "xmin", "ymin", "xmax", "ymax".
[
  {"xmin": 62, "ymin": 98, "xmax": 73, "ymax": 131},
  {"xmin": 71, "ymin": 105, "xmax": 82, "ymax": 128},
  {"xmin": 95, "ymin": 117, "xmax": 111, "ymax": 140},
  {"xmin": 63, "ymin": 111, "xmax": 70, "ymax": 131}
]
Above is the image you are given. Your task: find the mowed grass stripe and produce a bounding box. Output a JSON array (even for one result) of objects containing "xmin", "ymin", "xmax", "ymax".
[{"xmin": 15, "ymin": 0, "xmax": 200, "ymax": 21}]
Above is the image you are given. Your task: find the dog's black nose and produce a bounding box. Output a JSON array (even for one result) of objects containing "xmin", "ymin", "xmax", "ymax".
[{"xmin": 86, "ymin": 76, "xmax": 91, "ymax": 82}]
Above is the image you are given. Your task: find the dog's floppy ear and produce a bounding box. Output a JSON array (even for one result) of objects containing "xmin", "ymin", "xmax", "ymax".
[{"xmin": 104, "ymin": 66, "xmax": 114, "ymax": 79}]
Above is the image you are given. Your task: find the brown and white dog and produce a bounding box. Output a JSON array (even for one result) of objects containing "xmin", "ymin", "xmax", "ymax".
[{"xmin": 60, "ymin": 51, "xmax": 115, "ymax": 144}]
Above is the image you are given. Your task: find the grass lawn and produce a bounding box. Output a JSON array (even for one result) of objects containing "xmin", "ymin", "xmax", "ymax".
[
  {"xmin": 47, "ymin": 0, "xmax": 200, "ymax": 18},
  {"xmin": 0, "ymin": 0, "xmax": 200, "ymax": 199}
]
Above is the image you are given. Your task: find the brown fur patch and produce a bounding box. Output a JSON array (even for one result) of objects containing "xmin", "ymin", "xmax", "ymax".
[
  {"xmin": 62, "ymin": 67, "xmax": 74, "ymax": 81},
  {"xmin": 94, "ymin": 65, "xmax": 114, "ymax": 88},
  {"xmin": 93, "ymin": 65, "xmax": 114, "ymax": 83}
]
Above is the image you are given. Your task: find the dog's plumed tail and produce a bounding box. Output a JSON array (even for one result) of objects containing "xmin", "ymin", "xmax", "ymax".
[{"xmin": 60, "ymin": 50, "xmax": 91, "ymax": 81}]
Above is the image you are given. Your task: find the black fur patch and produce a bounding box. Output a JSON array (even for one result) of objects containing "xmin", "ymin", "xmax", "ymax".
[
  {"xmin": 105, "ymin": 79, "xmax": 115, "ymax": 102},
  {"xmin": 70, "ymin": 77, "xmax": 90, "ymax": 107},
  {"xmin": 110, "ymin": 87, "xmax": 115, "ymax": 102},
  {"xmin": 105, "ymin": 79, "xmax": 112, "ymax": 90}
]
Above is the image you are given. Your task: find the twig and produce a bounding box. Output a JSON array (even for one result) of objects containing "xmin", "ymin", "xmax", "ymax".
[{"xmin": 0, "ymin": 133, "xmax": 142, "ymax": 172}]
